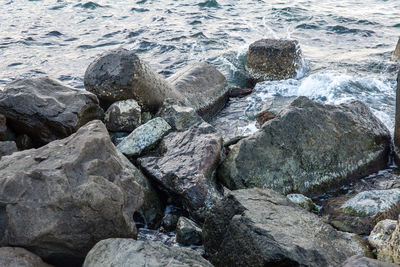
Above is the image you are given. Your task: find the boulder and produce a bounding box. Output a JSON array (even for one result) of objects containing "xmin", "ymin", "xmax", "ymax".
[
  {"xmin": 104, "ymin": 99, "xmax": 141, "ymax": 132},
  {"xmin": 0, "ymin": 114, "xmax": 6, "ymax": 140},
  {"xmin": 117, "ymin": 117, "xmax": 171, "ymax": 157},
  {"xmin": 392, "ymin": 38, "xmax": 400, "ymax": 62},
  {"xmin": 246, "ymin": 39, "xmax": 302, "ymax": 82},
  {"xmin": 342, "ymin": 255, "xmax": 398, "ymax": 267},
  {"xmin": 369, "ymin": 219, "xmax": 397, "ymax": 250},
  {"xmin": 203, "ymin": 188, "xmax": 369, "ymax": 267},
  {"xmin": 376, "ymin": 215, "xmax": 400, "ymax": 264},
  {"xmin": 161, "ymin": 213, "xmax": 180, "ymax": 232},
  {"xmin": 83, "ymin": 238, "xmax": 213, "ymax": 267},
  {"xmin": 286, "ymin": 193, "xmax": 317, "ymax": 212},
  {"xmin": 84, "ymin": 48, "xmax": 186, "ymax": 111},
  {"xmin": 0, "ymin": 247, "xmax": 53, "ymax": 267},
  {"xmin": 0, "ymin": 141, "xmax": 18, "ymax": 158},
  {"xmin": 0, "ymin": 77, "xmax": 104, "ymax": 146},
  {"xmin": 219, "ymin": 97, "xmax": 391, "ymax": 195},
  {"xmin": 139, "ymin": 122, "xmax": 223, "ymax": 220},
  {"xmin": 176, "ymin": 217, "xmax": 203, "ymax": 246},
  {"xmin": 167, "ymin": 62, "xmax": 229, "ymax": 121},
  {"xmin": 0, "ymin": 120, "xmax": 144, "ymax": 265}
]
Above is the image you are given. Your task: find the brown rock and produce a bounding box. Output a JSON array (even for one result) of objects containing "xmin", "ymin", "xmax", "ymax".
[
  {"xmin": 228, "ymin": 87, "xmax": 252, "ymax": 98},
  {"xmin": 0, "ymin": 114, "xmax": 6, "ymax": 141},
  {"xmin": 256, "ymin": 109, "xmax": 276, "ymax": 127}
]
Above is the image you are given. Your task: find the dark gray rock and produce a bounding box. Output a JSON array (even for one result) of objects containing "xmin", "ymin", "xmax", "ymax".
[
  {"xmin": 16, "ymin": 133, "xmax": 33, "ymax": 150},
  {"xmin": 342, "ymin": 255, "xmax": 398, "ymax": 267},
  {"xmin": 0, "ymin": 76, "xmax": 104, "ymax": 146},
  {"xmin": 0, "ymin": 114, "xmax": 6, "ymax": 140},
  {"xmin": 0, "ymin": 120, "xmax": 144, "ymax": 264},
  {"xmin": 0, "ymin": 247, "xmax": 53, "ymax": 267},
  {"xmin": 394, "ymin": 71, "xmax": 400, "ymax": 164},
  {"xmin": 203, "ymin": 188, "xmax": 370, "ymax": 267},
  {"xmin": 219, "ymin": 97, "xmax": 391, "ymax": 195},
  {"xmin": 161, "ymin": 213, "xmax": 180, "ymax": 232},
  {"xmin": 176, "ymin": 217, "xmax": 203, "ymax": 246},
  {"xmin": 83, "ymin": 238, "xmax": 213, "ymax": 267},
  {"xmin": 0, "ymin": 141, "xmax": 18, "ymax": 159},
  {"xmin": 104, "ymin": 99, "xmax": 141, "ymax": 132}
]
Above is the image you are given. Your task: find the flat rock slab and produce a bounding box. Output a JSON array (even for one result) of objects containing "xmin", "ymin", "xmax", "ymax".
[{"xmin": 0, "ymin": 247, "xmax": 53, "ymax": 267}]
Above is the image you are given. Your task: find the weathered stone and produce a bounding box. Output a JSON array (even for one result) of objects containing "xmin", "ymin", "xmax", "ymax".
[
  {"xmin": 219, "ymin": 97, "xmax": 391, "ymax": 195},
  {"xmin": 0, "ymin": 114, "xmax": 6, "ymax": 140},
  {"xmin": 0, "ymin": 247, "xmax": 53, "ymax": 267},
  {"xmin": 287, "ymin": 193, "xmax": 317, "ymax": 212},
  {"xmin": 377, "ymin": 215, "xmax": 400, "ymax": 264},
  {"xmin": 369, "ymin": 219, "xmax": 397, "ymax": 250},
  {"xmin": 104, "ymin": 99, "xmax": 141, "ymax": 132},
  {"xmin": 83, "ymin": 238, "xmax": 213, "ymax": 267},
  {"xmin": 203, "ymin": 188, "xmax": 369, "ymax": 267},
  {"xmin": 0, "ymin": 141, "xmax": 18, "ymax": 159},
  {"xmin": 176, "ymin": 217, "xmax": 203, "ymax": 246},
  {"xmin": 256, "ymin": 109, "xmax": 275, "ymax": 127},
  {"xmin": 392, "ymin": 38, "xmax": 400, "ymax": 62},
  {"xmin": 0, "ymin": 77, "xmax": 104, "ymax": 146},
  {"xmin": 117, "ymin": 117, "xmax": 171, "ymax": 157},
  {"xmin": 0, "ymin": 120, "xmax": 144, "ymax": 265},
  {"xmin": 84, "ymin": 48, "xmax": 186, "ymax": 111},
  {"xmin": 161, "ymin": 213, "xmax": 180, "ymax": 232},
  {"xmin": 167, "ymin": 62, "xmax": 228, "ymax": 121},
  {"xmin": 342, "ymin": 255, "xmax": 398, "ymax": 267},
  {"xmin": 139, "ymin": 123, "xmax": 223, "ymax": 220},
  {"xmin": 246, "ymin": 39, "xmax": 302, "ymax": 82}
]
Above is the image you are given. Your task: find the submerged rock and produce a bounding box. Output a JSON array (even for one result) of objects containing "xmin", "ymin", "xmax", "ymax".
[
  {"xmin": 0, "ymin": 141, "xmax": 18, "ymax": 158},
  {"xmin": 369, "ymin": 219, "xmax": 397, "ymax": 250},
  {"xmin": 342, "ymin": 255, "xmax": 398, "ymax": 267},
  {"xmin": 104, "ymin": 99, "xmax": 141, "ymax": 132},
  {"xmin": 203, "ymin": 188, "xmax": 369, "ymax": 267},
  {"xmin": 176, "ymin": 217, "xmax": 203, "ymax": 246},
  {"xmin": 0, "ymin": 247, "xmax": 53, "ymax": 267},
  {"xmin": 0, "ymin": 76, "xmax": 104, "ymax": 146}
]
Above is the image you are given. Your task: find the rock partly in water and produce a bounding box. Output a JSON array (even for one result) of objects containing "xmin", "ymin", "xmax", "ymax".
[
  {"xmin": 203, "ymin": 188, "xmax": 369, "ymax": 267},
  {"xmin": 0, "ymin": 120, "xmax": 144, "ymax": 265},
  {"xmin": 176, "ymin": 217, "xmax": 203, "ymax": 246},
  {"xmin": 0, "ymin": 247, "xmax": 53, "ymax": 267},
  {"xmin": 0, "ymin": 77, "xmax": 104, "ymax": 146},
  {"xmin": 83, "ymin": 238, "xmax": 213, "ymax": 267},
  {"xmin": 341, "ymin": 255, "xmax": 398, "ymax": 267},
  {"xmin": 167, "ymin": 62, "xmax": 229, "ymax": 121},
  {"xmin": 287, "ymin": 193, "xmax": 317, "ymax": 212},
  {"xmin": 219, "ymin": 96, "xmax": 391, "ymax": 195},
  {"xmin": 392, "ymin": 38, "xmax": 400, "ymax": 62},
  {"xmin": 369, "ymin": 219, "xmax": 397, "ymax": 250},
  {"xmin": 0, "ymin": 114, "xmax": 6, "ymax": 140},
  {"xmin": 104, "ymin": 99, "xmax": 141, "ymax": 132},
  {"xmin": 117, "ymin": 117, "xmax": 171, "ymax": 157},
  {"xmin": 0, "ymin": 141, "xmax": 18, "ymax": 159},
  {"xmin": 84, "ymin": 48, "xmax": 186, "ymax": 111}
]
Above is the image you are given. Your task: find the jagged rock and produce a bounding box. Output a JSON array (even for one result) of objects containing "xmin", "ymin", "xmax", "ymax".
[
  {"xmin": 167, "ymin": 62, "xmax": 228, "ymax": 121},
  {"xmin": 176, "ymin": 217, "xmax": 203, "ymax": 246},
  {"xmin": 0, "ymin": 120, "xmax": 144, "ymax": 265},
  {"xmin": 0, "ymin": 141, "xmax": 18, "ymax": 159},
  {"xmin": 246, "ymin": 39, "xmax": 302, "ymax": 82},
  {"xmin": 369, "ymin": 219, "xmax": 397, "ymax": 250},
  {"xmin": 0, "ymin": 247, "xmax": 53, "ymax": 267},
  {"xmin": 392, "ymin": 38, "xmax": 400, "ymax": 62},
  {"xmin": 84, "ymin": 48, "xmax": 186, "ymax": 111},
  {"xmin": 0, "ymin": 114, "xmax": 6, "ymax": 140},
  {"xmin": 219, "ymin": 97, "xmax": 391, "ymax": 195},
  {"xmin": 104, "ymin": 99, "xmax": 141, "ymax": 132},
  {"xmin": 161, "ymin": 213, "xmax": 180, "ymax": 232},
  {"xmin": 342, "ymin": 255, "xmax": 398, "ymax": 267},
  {"xmin": 139, "ymin": 123, "xmax": 223, "ymax": 221},
  {"xmin": 83, "ymin": 238, "xmax": 213, "ymax": 267},
  {"xmin": 377, "ymin": 215, "xmax": 400, "ymax": 264},
  {"xmin": 117, "ymin": 117, "xmax": 171, "ymax": 157},
  {"xmin": 203, "ymin": 188, "xmax": 369, "ymax": 267},
  {"xmin": 0, "ymin": 77, "xmax": 104, "ymax": 146},
  {"xmin": 287, "ymin": 193, "xmax": 317, "ymax": 212}
]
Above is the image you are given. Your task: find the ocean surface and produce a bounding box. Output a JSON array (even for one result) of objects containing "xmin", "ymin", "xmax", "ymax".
[{"xmin": 1, "ymin": 0, "xmax": 399, "ymax": 132}]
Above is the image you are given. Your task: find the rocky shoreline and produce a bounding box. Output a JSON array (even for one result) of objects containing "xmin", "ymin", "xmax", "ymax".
[{"xmin": 0, "ymin": 39, "xmax": 400, "ymax": 266}]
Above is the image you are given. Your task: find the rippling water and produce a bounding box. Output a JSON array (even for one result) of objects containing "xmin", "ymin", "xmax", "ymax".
[{"xmin": 1, "ymin": 0, "xmax": 399, "ymax": 130}]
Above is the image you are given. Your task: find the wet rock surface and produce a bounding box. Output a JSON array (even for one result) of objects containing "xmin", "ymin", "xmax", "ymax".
[
  {"xmin": 0, "ymin": 247, "xmax": 53, "ymax": 267},
  {"xmin": 0, "ymin": 141, "xmax": 18, "ymax": 158},
  {"xmin": 104, "ymin": 99, "xmax": 141, "ymax": 132},
  {"xmin": 176, "ymin": 217, "xmax": 203, "ymax": 246}
]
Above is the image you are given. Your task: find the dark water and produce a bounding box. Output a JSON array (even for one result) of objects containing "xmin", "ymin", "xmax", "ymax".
[{"xmin": 1, "ymin": 0, "xmax": 399, "ymax": 130}]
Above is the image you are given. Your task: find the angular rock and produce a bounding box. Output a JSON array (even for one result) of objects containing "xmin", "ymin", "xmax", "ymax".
[
  {"xmin": 377, "ymin": 215, "xmax": 400, "ymax": 264},
  {"xmin": 369, "ymin": 219, "xmax": 397, "ymax": 250},
  {"xmin": 167, "ymin": 62, "xmax": 229, "ymax": 121},
  {"xmin": 0, "ymin": 247, "xmax": 53, "ymax": 267},
  {"xmin": 161, "ymin": 213, "xmax": 180, "ymax": 232},
  {"xmin": 0, "ymin": 77, "xmax": 104, "ymax": 146},
  {"xmin": 392, "ymin": 38, "xmax": 400, "ymax": 62},
  {"xmin": 246, "ymin": 39, "xmax": 302, "ymax": 82},
  {"xmin": 287, "ymin": 193, "xmax": 317, "ymax": 212},
  {"xmin": 0, "ymin": 114, "xmax": 6, "ymax": 141},
  {"xmin": 0, "ymin": 141, "xmax": 18, "ymax": 159},
  {"xmin": 203, "ymin": 188, "xmax": 369, "ymax": 267},
  {"xmin": 139, "ymin": 123, "xmax": 223, "ymax": 220},
  {"xmin": 117, "ymin": 117, "xmax": 171, "ymax": 157},
  {"xmin": 83, "ymin": 238, "xmax": 213, "ymax": 267},
  {"xmin": 104, "ymin": 99, "xmax": 141, "ymax": 132},
  {"xmin": 219, "ymin": 97, "xmax": 391, "ymax": 195},
  {"xmin": 84, "ymin": 48, "xmax": 186, "ymax": 111},
  {"xmin": 176, "ymin": 217, "xmax": 203, "ymax": 246},
  {"xmin": 342, "ymin": 255, "xmax": 398, "ymax": 267},
  {"xmin": 0, "ymin": 120, "xmax": 144, "ymax": 264}
]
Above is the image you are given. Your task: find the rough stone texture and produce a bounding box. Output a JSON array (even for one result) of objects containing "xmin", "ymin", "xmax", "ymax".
[
  {"xmin": 117, "ymin": 117, "xmax": 171, "ymax": 157},
  {"xmin": 219, "ymin": 96, "xmax": 391, "ymax": 195},
  {"xmin": 139, "ymin": 122, "xmax": 223, "ymax": 220},
  {"xmin": 161, "ymin": 214, "xmax": 180, "ymax": 232},
  {"xmin": 0, "ymin": 120, "xmax": 144, "ymax": 264},
  {"xmin": 83, "ymin": 238, "xmax": 213, "ymax": 267},
  {"xmin": 176, "ymin": 217, "xmax": 203, "ymax": 246},
  {"xmin": 203, "ymin": 188, "xmax": 369, "ymax": 267},
  {"xmin": 246, "ymin": 39, "xmax": 302, "ymax": 82},
  {"xmin": 0, "ymin": 141, "xmax": 18, "ymax": 158},
  {"xmin": 0, "ymin": 247, "xmax": 53, "ymax": 267},
  {"xmin": 341, "ymin": 255, "xmax": 398, "ymax": 267},
  {"xmin": 369, "ymin": 219, "xmax": 397, "ymax": 250},
  {"xmin": 0, "ymin": 77, "xmax": 104, "ymax": 146},
  {"xmin": 392, "ymin": 38, "xmax": 400, "ymax": 62},
  {"xmin": 377, "ymin": 215, "xmax": 400, "ymax": 264},
  {"xmin": 0, "ymin": 114, "xmax": 6, "ymax": 140},
  {"xmin": 286, "ymin": 193, "xmax": 317, "ymax": 212},
  {"xmin": 84, "ymin": 48, "xmax": 186, "ymax": 111},
  {"xmin": 167, "ymin": 62, "xmax": 229, "ymax": 121},
  {"xmin": 394, "ymin": 71, "xmax": 400, "ymax": 164},
  {"xmin": 256, "ymin": 109, "xmax": 276, "ymax": 127},
  {"xmin": 104, "ymin": 99, "xmax": 141, "ymax": 132}
]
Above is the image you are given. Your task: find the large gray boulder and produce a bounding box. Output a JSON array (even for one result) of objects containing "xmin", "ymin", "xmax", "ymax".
[
  {"xmin": 219, "ymin": 96, "xmax": 391, "ymax": 195},
  {"xmin": 167, "ymin": 62, "xmax": 229, "ymax": 121},
  {"xmin": 0, "ymin": 120, "xmax": 144, "ymax": 264},
  {"xmin": 84, "ymin": 48, "xmax": 186, "ymax": 111},
  {"xmin": 0, "ymin": 77, "xmax": 104, "ymax": 146},
  {"xmin": 203, "ymin": 188, "xmax": 369, "ymax": 267},
  {"xmin": 0, "ymin": 247, "xmax": 53, "ymax": 267}
]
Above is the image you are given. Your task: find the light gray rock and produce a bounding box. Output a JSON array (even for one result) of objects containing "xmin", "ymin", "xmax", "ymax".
[
  {"xmin": 157, "ymin": 99, "xmax": 203, "ymax": 131},
  {"xmin": 369, "ymin": 219, "xmax": 397, "ymax": 250},
  {"xmin": 377, "ymin": 215, "xmax": 400, "ymax": 264},
  {"xmin": 0, "ymin": 247, "xmax": 53, "ymax": 267},
  {"xmin": 176, "ymin": 217, "xmax": 203, "ymax": 246},
  {"xmin": 0, "ymin": 120, "xmax": 144, "ymax": 264},
  {"xmin": 219, "ymin": 97, "xmax": 391, "ymax": 195},
  {"xmin": 341, "ymin": 255, "xmax": 398, "ymax": 267},
  {"xmin": 104, "ymin": 99, "xmax": 141, "ymax": 132},
  {"xmin": 0, "ymin": 141, "xmax": 18, "ymax": 158},
  {"xmin": 0, "ymin": 76, "xmax": 104, "ymax": 146},
  {"xmin": 167, "ymin": 62, "xmax": 228, "ymax": 121},
  {"xmin": 287, "ymin": 193, "xmax": 317, "ymax": 212},
  {"xmin": 392, "ymin": 38, "xmax": 400, "ymax": 62},
  {"xmin": 83, "ymin": 238, "xmax": 213, "ymax": 267},
  {"xmin": 117, "ymin": 117, "xmax": 171, "ymax": 157}
]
